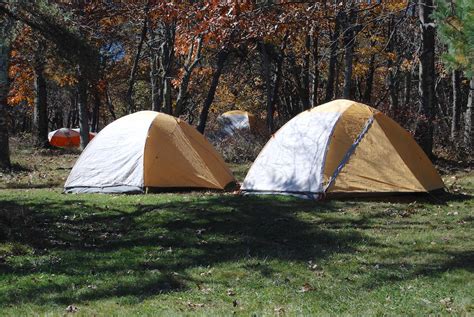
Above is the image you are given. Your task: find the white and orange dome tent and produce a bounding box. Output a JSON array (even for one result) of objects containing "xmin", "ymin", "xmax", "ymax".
[
  {"xmin": 65, "ymin": 111, "xmax": 235, "ymax": 193},
  {"xmin": 242, "ymin": 99, "xmax": 444, "ymax": 199},
  {"xmin": 48, "ymin": 128, "xmax": 96, "ymax": 148},
  {"xmin": 217, "ymin": 110, "xmax": 260, "ymax": 136}
]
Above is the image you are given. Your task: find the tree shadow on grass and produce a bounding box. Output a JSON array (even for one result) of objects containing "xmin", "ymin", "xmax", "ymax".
[
  {"xmin": 327, "ymin": 190, "xmax": 472, "ymax": 205},
  {"xmin": 0, "ymin": 194, "xmax": 368, "ymax": 306},
  {"xmin": 0, "ymin": 193, "xmax": 472, "ymax": 306}
]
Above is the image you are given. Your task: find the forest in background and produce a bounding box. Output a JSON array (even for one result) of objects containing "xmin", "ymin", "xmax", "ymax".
[{"xmin": 0, "ymin": 0, "xmax": 472, "ymax": 169}]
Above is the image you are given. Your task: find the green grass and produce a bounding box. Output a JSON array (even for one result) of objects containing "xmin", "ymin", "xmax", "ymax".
[{"xmin": 0, "ymin": 140, "xmax": 473, "ymax": 316}]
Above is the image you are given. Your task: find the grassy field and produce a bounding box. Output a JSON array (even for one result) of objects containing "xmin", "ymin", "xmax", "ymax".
[{"xmin": 0, "ymin": 140, "xmax": 473, "ymax": 316}]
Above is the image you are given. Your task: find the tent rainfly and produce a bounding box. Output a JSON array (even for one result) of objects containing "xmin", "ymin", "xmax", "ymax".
[
  {"xmin": 65, "ymin": 111, "xmax": 235, "ymax": 193},
  {"xmin": 48, "ymin": 128, "xmax": 96, "ymax": 148},
  {"xmin": 217, "ymin": 110, "xmax": 258, "ymax": 136},
  {"xmin": 242, "ymin": 99, "xmax": 444, "ymax": 199}
]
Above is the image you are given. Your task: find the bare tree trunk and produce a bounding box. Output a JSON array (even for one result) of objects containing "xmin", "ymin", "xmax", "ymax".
[
  {"xmin": 386, "ymin": 16, "xmax": 400, "ymax": 111},
  {"xmin": 464, "ymin": 77, "xmax": 473, "ymax": 150},
  {"xmin": 302, "ymin": 31, "xmax": 310, "ymax": 105},
  {"xmin": 342, "ymin": 7, "xmax": 356, "ymax": 99},
  {"xmin": 160, "ymin": 22, "xmax": 175, "ymax": 114},
  {"xmin": 197, "ymin": 49, "xmax": 229, "ymax": 134},
  {"xmin": 104, "ymin": 86, "xmax": 116, "ymax": 121},
  {"xmin": 91, "ymin": 89, "xmax": 100, "ymax": 132},
  {"xmin": 33, "ymin": 43, "xmax": 49, "ymax": 148},
  {"xmin": 310, "ymin": 27, "xmax": 319, "ymax": 107},
  {"xmin": 175, "ymin": 36, "xmax": 202, "ymax": 116},
  {"xmin": 260, "ymin": 41, "xmax": 273, "ymax": 132},
  {"xmin": 404, "ymin": 69, "xmax": 413, "ymax": 106},
  {"xmin": 76, "ymin": 66, "xmax": 90, "ymax": 150},
  {"xmin": 415, "ymin": 0, "xmax": 436, "ymax": 157},
  {"xmin": 363, "ymin": 54, "xmax": 376, "ymax": 103},
  {"xmin": 450, "ymin": 70, "xmax": 460, "ymax": 140},
  {"xmin": 325, "ymin": 11, "xmax": 342, "ymax": 102},
  {"xmin": 0, "ymin": 36, "xmax": 10, "ymax": 169},
  {"xmin": 288, "ymin": 54, "xmax": 310, "ymax": 111},
  {"xmin": 388, "ymin": 74, "xmax": 399, "ymax": 111},
  {"xmin": 126, "ymin": 17, "xmax": 148, "ymax": 114},
  {"xmin": 149, "ymin": 34, "xmax": 163, "ymax": 112}
]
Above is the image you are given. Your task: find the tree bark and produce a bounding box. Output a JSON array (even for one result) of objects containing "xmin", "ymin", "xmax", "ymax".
[
  {"xmin": 404, "ymin": 69, "xmax": 413, "ymax": 106},
  {"xmin": 0, "ymin": 37, "xmax": 10, "ymax": 169},
  {"xmin": 76, "ymin": 66, "xmax": 90, "ymax": 150},
  {"xmin": 175, "ymin": 36, "xmax": 202, "ymax": 116},
  {"xmin": 302, "ymin": 31, "xmax": 311, "ymax": 105},
  {"xmin": 325, "ymin": 11, "xmax": 342, "ymax": 102},
  {"xmin": 32, "ymin": 43, "xmax": 49, "ymax": 148},
  {"xmin": 342, "ymin": 7, "xmax": 356, "ymax": 99},
  {"xmin": 260, "ymin": 41, "xmax": 273, "ymax": 132},
  {"xmin": 160, "ymin": 22, "xmax": 176, "ymax": 114},
  {"xmin": 197, "ymin": 49, "xmax": 229, "ymax": 134},
  {"xmin": 149, "ymin": 36, "xmax": 163, "ymax": 112},
  {"xmin": 126, "ymin": 17, "xmax": 148, "ymax": 114},
  {"xmin": 415, "ymin": 0, "xmax": 436, "ymax": 157},
  {"xmin": 105, "ymin": 86, "xmax": 116, "ymax": 120},
  {"xmin": 464, "ymin": 77, "xmax": 473, "ymax": 150},
  {"xmin": 450, "ymin": 70, "xmax": 460, "ymax": 140},
  {"xmin": 91, "ymin": 89, "xmax": 100, "ymax": 132},
  {"xmin": 363, "ymin": 54, "xmax": 376, "ymax": 103},
  {"xmin": 310, "ymin": 27, "xmax": 319, "ymax": 107}
]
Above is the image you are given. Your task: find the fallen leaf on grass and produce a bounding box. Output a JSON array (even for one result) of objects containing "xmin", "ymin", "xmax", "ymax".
[
  {"xmin": 200, "ymin": 269, "xmax": 213, "ymax": 276},
  {"xmin": 187, "ymin": 301, "xmax": 205, "ymax": 308},
  {"xmin": 65, "ymin": 305, "xmax": 78, "ymax": 313},
  {"xmin": 274, "ymin": 306, "xmax": 285, "ymax": 314},
  {"xmin": 196, "ymin": 283, "xmax": 211, "ymax": 294},
  {"xmin": 297, "ymin": 283, "xmax": 315, "ymax": 293},
  {"xmin": 440, "ymin": 297, "xmax": 453, "ymax": 306},
  {"xmin": 195, "ymin": 228, "xmax": 206, "ymax": 235},
  {"xmin": 307, "ymin": 261, "xmax": 318, "ymax": 270}
]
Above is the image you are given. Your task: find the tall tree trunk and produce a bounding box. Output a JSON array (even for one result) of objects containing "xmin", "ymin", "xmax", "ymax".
[
  {"xmin": 104, "ymin": 86, "xmax": 116, "ymax": 120},
  {"xmin": 160, "ymin": 22, "xmax": 176, "ymax": 114},
  {"xmin": 415, "ymin": 0, "xmax": 436, "ymax": 157},
  {"xmin": 404, "ymin": 69, "xmax": 412, "ymax": 106},
  {"xmin": 76, "ymin": 66, "xmax": 90, "ymax": 150},
  {"xmin": 342, "ymin": 7, "xmax": 356, "ymax": 99},
  {"xmin": 33, "ymin": 44, "xmax": 48, "ymax": 148},
  {"xmin": 197, "ymin": 49, "xmax": 229, "ymax": 134},
  {"xmin": 450, "ymin": 70, "xmax": 461, "ymax": 140},
  {"xmin": 310, "ymin": 27, "xmax": 319, "ymax": 107},
  {"xmin": 0, "ymin": 36, "xmax": 10, "ymax": 169},
  {"xmin": 363, "ymin": 54, "xmax": 376, "ymax": 103},
  {"xmin": 302, "ymin": 31, "xmax": 310, "ymax": 105},
  {"xmin": 386, "ymin": 16, "xmax": 399, "ymax": 111},
  {"xmin": 175, "ymin": 36, "xmax": 202, "ymax": 117},
  {"xmin": 162, "ymin": 78, "xmax": 172, "ymax": 114},
  {"xmin": 260, "ymin": 42, "xmax": 273, "ymax": 133},
  {"xmin": 325, "ymin": 11, "xmax": 342, "ymax": 102},
  {"xmin": 126, "ymin": 17, "xmax": 148, "ymax": 114},
  {"xmin": 91, "ymin": 89, "xmax": 100, "ymax": 132},
  {"xmin": 464, "ymin": 77, "xmax": 473, "ymax": 150},
  {"xmin": 149, "ymin": 40, "xmax": 163, "ymax": 112}
]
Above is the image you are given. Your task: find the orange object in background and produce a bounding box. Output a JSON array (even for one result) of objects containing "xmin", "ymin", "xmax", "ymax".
[{"xmin": 48, "ymin": 128, "xmax": 96, "ymax": 148}]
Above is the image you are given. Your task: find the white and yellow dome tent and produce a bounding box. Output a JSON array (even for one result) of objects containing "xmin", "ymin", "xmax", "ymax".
[
  {"xmin": 65, "ymin": 111, "xmax": 235, "ymax": 193},
  {"xmin": 242, "ymin": 99, "xmax": 444, "ymax": 199},
  {"xmin": 217, "ymin": 110, "xmax": 259, "ymax": 136}
]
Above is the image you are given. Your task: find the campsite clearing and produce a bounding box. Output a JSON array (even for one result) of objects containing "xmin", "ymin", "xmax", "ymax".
[{"xmin": 0, "ymin": 141, "xmax": 472, "ymax": 316}]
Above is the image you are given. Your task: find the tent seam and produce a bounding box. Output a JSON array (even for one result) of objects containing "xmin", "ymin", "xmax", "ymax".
[{"xmin": 324, "ymin": 115, "xmax": 375, "ymax": 193}]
